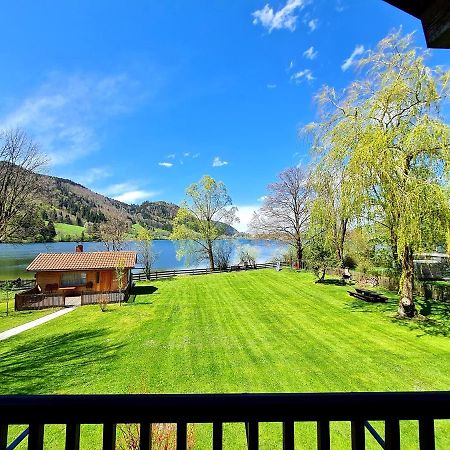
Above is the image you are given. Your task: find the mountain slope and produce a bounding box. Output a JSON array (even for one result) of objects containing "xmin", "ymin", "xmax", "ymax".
[{"xmin": 33, "ymin": 173, "xmax": 237, "ymax": 237}]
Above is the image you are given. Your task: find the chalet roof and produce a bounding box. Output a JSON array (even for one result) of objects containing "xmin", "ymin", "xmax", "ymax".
[{"xmin": 27, "ymin": 251, "xmax": 137, "ymax": 272}]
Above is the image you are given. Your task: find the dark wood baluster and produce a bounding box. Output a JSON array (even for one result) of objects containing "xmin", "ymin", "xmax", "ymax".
[
  {"xmin": 139, "ymin": 423, "xmax": 152, "ymax": 450},
  {"xmin": 177, "ymin": 422, "xmax": 187, "ymax": 450},
  {"xmin": 213, "ymin": 422, "xmax": 223, "ymax": 450},
  {"xmin": 385, "ymin": 419, "xmax": 400, "ymax": 450},
  {"xmin": 247, "ymin": 421, "xmax": 259, "ymax": 450},
  {"xmin": 351, "ymin": 420, "xmax": 365, "ymax": 450},
  {"xmin": 28, "ymin": 423, "xmax": 44, "ymax": 450},
  {"xmin": 65, "ymin": 423, "xmax": 80, "ymax": 450},
  {"xmin": 317, "ymin": 421, "xmax": 330, "ymax": 450},
  {"xmin": 0, "ymin": 423, "xmax": 7, "ymax": 450},
  {"xmin": 102, "ymin": 423, "xmax": 116, "ymax": 450},
  {"xmin": 282, "ymin": 421, "xmax": 294, "ymax": 450},
  {"xmin": 419, "ymin": 418, "xmax": 435, "ymax": 450}
]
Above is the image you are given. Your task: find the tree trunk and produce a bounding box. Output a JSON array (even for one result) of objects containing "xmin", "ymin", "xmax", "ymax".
[
  {"xmin": 389, "ymin": 226, "xmax": 400, "ymax": 272},
  {"xmin": 336, "ymin": 218, "xmax": 348, "ymax": 267},
  {"xmin": 207, "ymin": 242, "xmax": 215, "ymax": 270},
  {"xmin": 398, "ymin": 244, "xmax": 416, "ymax": 318},
  {"xmin": 315, "ymin": 268, "xmax": 326, "ymax": 283},
  {"xmin": 295, "ymin": 240, "xmax": 303, "ymax": 269}
]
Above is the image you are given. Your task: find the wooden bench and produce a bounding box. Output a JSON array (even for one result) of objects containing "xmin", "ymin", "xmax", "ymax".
[{"xmin": 348, "ymin": 288, "xmax": 388, "ymax": 303}]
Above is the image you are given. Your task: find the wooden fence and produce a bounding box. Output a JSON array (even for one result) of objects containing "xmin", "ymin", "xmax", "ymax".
[
  {"xmin": 0, "ymin": 278, "xmax": 35, "ymax": 291},
  {"xmin": 15, "ymin": 284, "xmax": 131, "ymax": 311},
  {"xmin": 80, "ymin": 290, "xmax": 129, "ymax": 305},
  {"xmin": 132, "ymin": 261, "xmax": 290, "ymax": 281},
  {"xmin": 15, "ymin": 287, "xmax": 65, "ymax": 311}
]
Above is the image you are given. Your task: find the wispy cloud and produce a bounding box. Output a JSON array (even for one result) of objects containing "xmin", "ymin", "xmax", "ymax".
[
  {"xmin": 291, "ymin": 69, "xmax": 315, "ymax": 83},
  {"xmin": 72, "ymin": 167, "xmax": 112, "ymax": 186},
  {"xmin": 0, "ymin": 72, "xmax": 145, "ymax": 165},
  {"xmin": 303, "ymin": 46, "xmax": 318, "ymax": 60},
  {"xmin": 103, "ymin": 181, "xmax": 157, "ymax": 204},
  {"xmin": 158, "ymin": 162, "xmax": 174, "ymax": 168},
  {"xmin": 114, "ymin": 190, "xmax": 156, "ymax": 203},
  {"xmin": 212, "ymin": 156, "xmax": 228, "ymax": 167},
  {"xmin": 167, "ymin": 154, "xmax": 176, "ymax": 159},
  {"xmin": 267, "ymin": 83, "xmax": 277, "ymax": 89},
  {"xmin": 341, "ymin": 44, "xmax": 365, "ymax": 71},
  {"xmin": 335, "ymin": 0, "xmax": 346, "ymax": 12},
  {"xmin": 258, "ymin": 196, "xmax": 268, "ymax": 202},
  {"xmin": 252, "ymin": 0, "xmax": 307, "ymax": 32},
  {"xmin": 192, "ymin": 153, "xmax": 200, "ymax": 158},
  {"xmin": 307, "ymin": 18, "xmax": 318, "ymax": 31}
]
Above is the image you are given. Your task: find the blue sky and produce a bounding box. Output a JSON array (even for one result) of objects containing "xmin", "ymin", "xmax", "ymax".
[{"xmin": 0, "ymin": 1, "xmax": 448, "ymax": 231}]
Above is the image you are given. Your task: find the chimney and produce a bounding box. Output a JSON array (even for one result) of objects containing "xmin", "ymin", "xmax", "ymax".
[{"xmin": 75, "ymin": 244, "xmax": 84, "ymax": 253}]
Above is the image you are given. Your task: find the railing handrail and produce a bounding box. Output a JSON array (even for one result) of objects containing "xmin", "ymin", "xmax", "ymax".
[{"xmin": 1, "ymin": 392, "xmax": 449, "ymax": 424}]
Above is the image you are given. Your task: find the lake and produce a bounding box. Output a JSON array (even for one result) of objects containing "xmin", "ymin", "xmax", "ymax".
[{"xmin": 0, "ymin": 239, "xmax": 287, "ymax": 280}]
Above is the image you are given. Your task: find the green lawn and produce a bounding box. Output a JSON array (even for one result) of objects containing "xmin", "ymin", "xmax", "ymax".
[
  {"xmin": 0, "ymin": 270, "xmax": 449, "ymax": 448},
  {"xmin": 0, "ymin": 292, "xmax": 56, "ymax": 333},
  {"xmin": 54, "ymin": 222, "xmax": 86, "ymax": 240}
]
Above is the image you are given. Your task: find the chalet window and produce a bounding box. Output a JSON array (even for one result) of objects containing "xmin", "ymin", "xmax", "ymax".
[
  {"xmin": 61, "ymin": 272, "xmax": 87, "ymax": 287},
  {"xmin": 96, "ymin": 271, "xmax": 100, "ymax": 283}
]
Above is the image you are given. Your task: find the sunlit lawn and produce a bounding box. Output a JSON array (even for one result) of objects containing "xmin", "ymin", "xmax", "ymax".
[
  {"xmin": 0, "ymin": 292, "xmax": 56, "ymax": 333},
  {"xmin": 0, "ymin": 269, "xmax": 449, "ymax": 449}
]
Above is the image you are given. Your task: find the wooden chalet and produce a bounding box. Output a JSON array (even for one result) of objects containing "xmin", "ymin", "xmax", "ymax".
[{"xmin": 15, "ymin": 246, "xmax": 137, "ymax": 310}]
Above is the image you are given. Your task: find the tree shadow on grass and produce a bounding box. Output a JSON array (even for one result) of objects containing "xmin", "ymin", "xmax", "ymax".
[
  {"xmin": 346, "ymin": 293, "xmax": 450, "ymax": 338},
  {"xmin": 399, "ymin": 298, "xmax": 450, "ymax": 338},
  {"xmin": 0, "ymin": 329, "xmax": 123, "ymax": 394},
  {"xmin": 131, "ymin": 285, "xmax": 158, "ymax": 296},
  {"xmin": 316, "ymin": 279, "xmax": 348, "ymax": 286}
]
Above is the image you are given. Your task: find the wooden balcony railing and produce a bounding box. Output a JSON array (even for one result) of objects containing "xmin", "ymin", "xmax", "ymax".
[{"xmin": 0, "ymin": 391, "xmax": 448, "ymax": 450}]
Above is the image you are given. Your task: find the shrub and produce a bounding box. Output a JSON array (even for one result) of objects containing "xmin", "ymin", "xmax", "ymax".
[
  {"xmin": 98, "ymin": 294, "xmax": 109, "ymax": 312},
  {"xmin": 342, "ymin": 255, "xmax": 357, "ymax": 269},
  {"xmin": 118, "ymin": 423, "xmax": 195, "ymax": 450}
]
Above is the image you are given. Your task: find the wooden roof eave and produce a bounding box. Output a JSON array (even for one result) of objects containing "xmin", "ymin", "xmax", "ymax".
[{"xmin": 383, "ymin": 0, "xmax": 450, "ymax": 48}]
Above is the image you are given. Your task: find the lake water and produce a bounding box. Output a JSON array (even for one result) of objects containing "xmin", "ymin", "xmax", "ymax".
[{"xmin": 0, "ymin": 239, "xmax": 287, "ymax": 280}]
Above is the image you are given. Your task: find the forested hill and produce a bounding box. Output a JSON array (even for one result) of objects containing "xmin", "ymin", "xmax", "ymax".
[
  {"xmin": 32, "ymin": 173, "xmax": 180, "ymax": 236},
  {"xmin": 21, "ymin": 172, "xmax": 237, "ymax": 241}
]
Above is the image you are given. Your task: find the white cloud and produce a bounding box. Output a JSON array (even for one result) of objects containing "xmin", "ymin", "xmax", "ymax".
[
  {"xmin": 303, "ymin": 46, "xmax": 318, "ymax": 60},
  {"xmin": 212, "ymin": 156, "xmax": 228, "ymax": 167},
  {"xmin": 307, "ymin": 18, "xmax": 318, "ymax": 31},
  {"xmin": 183, "ymin": 152, "xmax": 190, "ymax": 157},
  {"xmin": 102, "ymin": 181, "xmax": 157, "ymax": 204},
  {"xmin": 158, "ymin": 162, "xmax": 174, "ymax": 168},
  {"xmin": 114, "ymin": 190, "xmax": 157, "ymax": 204},
  {"xmin": 291, "ymin": 69, "xmax": 315, "ymax": 83},
  {"xmin": 167, "ymin": 154, "xmax": 176, "ymax": 159},
  {"xmin": 267, "ymin": 83, "xmax": 277, "ymax": 89},
  {"xmin": 341, "ymin": 44, "xmax": 365, "ymax": 71},
  {"xmin": 258, "ymin": 196, "xmax": 268, "ymax": 202},
  {"xmin": 233, "ymin": 205, "xmax": 259, "ymax": 232},
  {"xmin": 72, "ymin": 167, "xmax": 112, "ymax": 186},
  {"xmin": 252, "ymin": 0, "xmax": 307, "ymax": 32},
  {"xmin": 192, "ymin": 153, "xmax": 200, "ymax": 158},
  {"xmin": 0, "ymin": 72, "xmax": 144, "ymax": 166}
]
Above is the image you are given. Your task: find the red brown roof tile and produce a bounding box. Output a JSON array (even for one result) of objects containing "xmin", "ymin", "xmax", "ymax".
[{"xmin": 27, "ymin": 251, "xmax": 137, "ymax": 272}]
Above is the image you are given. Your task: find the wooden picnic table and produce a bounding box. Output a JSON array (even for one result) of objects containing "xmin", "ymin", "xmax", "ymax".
[{"xmin": 349, "ymin": 288, "xmax": 388, "ymax": 303}]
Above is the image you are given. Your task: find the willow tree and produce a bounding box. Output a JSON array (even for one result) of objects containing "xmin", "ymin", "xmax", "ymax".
[
  {"xmin": 307, "ymin": 31, "xmax": 450, "ymax": 318},
  {"xmin": 251, "ymin": 167, "xmax": 311, "ymax": 268},
  {"xmin": 309, "ymin": 163, "xmax": 353, "ymax": 267},
  {"xmin": 171, "ymin": 176, "xmax": 238, "ymax": 270}
]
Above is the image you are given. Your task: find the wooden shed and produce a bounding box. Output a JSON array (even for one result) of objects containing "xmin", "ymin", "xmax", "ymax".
[{"xmin": 26, "ymin": 246, "xmax": 137, "ymax": 296}]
